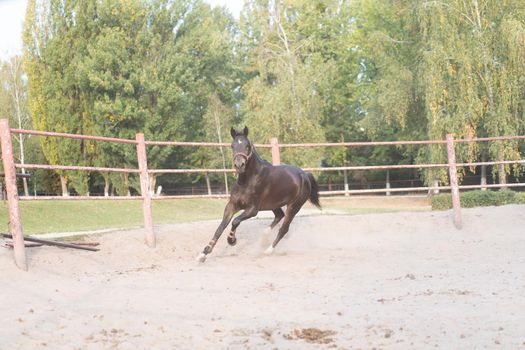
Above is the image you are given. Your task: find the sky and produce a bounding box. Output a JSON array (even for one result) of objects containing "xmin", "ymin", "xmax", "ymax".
[{"xmin": 0, "ymin": 0, "xmax": 244, "ymax": 61}]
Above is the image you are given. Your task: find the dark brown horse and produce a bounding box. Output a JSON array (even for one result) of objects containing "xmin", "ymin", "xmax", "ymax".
[{"xmin": 196, "ymin": 126, "xmax": 321, "ymax": 262}]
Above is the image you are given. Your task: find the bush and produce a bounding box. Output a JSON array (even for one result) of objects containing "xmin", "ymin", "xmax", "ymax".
[
  {"xmin": 431, "ymin": 189, "xmax": 523, "ymax": 210},
  {"xmin": 431, "ymin": 193, "xmax": 452, "ymax": 210}
]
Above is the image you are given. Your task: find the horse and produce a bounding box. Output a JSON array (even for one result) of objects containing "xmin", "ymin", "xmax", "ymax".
[{"xmin": 196, "ymin": 126, "xmax": 321, "ymax": 262}]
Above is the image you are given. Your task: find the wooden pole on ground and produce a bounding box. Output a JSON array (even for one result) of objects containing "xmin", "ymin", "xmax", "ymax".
[
  {"xmin": 0, "ymin": 119, "xmax": 27, "ymax": 270},
  {"xmin": 136, "ymin": 133, "xmax": 155, "ymax": 247},
  {"xmin": 446, "ymin": 134, "xmax": 462, "ymax": 229}
]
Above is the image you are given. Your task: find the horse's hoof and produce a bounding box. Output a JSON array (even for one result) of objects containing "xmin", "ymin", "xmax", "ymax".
[
  {"xmin": 264, "ymin": 245, "xmax": 274, "ymax": 255},
  {"xmin": 227, "ymin": 236, "xmax": 237, "ymax": 246},
  {"xmin": 196, "ymin": 253, "xmax": 207, "ymax": 263}
]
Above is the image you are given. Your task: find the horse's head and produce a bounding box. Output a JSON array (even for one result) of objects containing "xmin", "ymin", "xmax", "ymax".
[{"xmin": 230, "ymin": 126, "xmax": 253, "ymax": 174}]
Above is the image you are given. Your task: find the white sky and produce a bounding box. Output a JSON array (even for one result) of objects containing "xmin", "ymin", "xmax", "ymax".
[{"xmin": 0, "ymin": 0, "xmax": 244, "ymax": 61}]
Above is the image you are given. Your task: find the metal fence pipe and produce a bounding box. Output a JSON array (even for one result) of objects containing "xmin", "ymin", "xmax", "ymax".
[
  {"xmin": 19, "ymin": 196, "xmax": 143, "ymax": 200},
  {"xmin": 455, "ymin": 135, "xmax": 525, "ymax": 143},
  {"xmin": 278, "ymin": 140, "xmax": 448, "ymax": 148},
  {"xmin": 16, "ymin": 163, "xmax": 140, "ymax": 173},
  {"xmin": 11, "ymin": 128, "xmax": 138, "ymax": 144},
  {"xmin": 149, "ymin": 168, "xmax": 236, "ymax": 174}
]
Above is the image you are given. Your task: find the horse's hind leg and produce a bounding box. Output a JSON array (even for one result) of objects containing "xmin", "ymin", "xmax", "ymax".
[
  {"xmin": 269, "ymin": 208, "xmax": 285, "ymax": 229},
  {"xmin": 265, "ymin": 201, "xmax": 305, "ymax": 254},
  {"xmin": 227, "ymin": 206, "xmax": 258, "ymax": 246}
]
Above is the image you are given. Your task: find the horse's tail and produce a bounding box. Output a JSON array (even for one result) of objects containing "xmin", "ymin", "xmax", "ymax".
[{"xmin": 307, "ymin": 172, "xmax": 321, "ymax": 210}]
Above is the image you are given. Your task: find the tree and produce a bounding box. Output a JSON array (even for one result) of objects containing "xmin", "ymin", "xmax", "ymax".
[
  {"xmin": 24, "ymin": 0, "xmax": 241, "ymax": 196},
  {"xmin": 239, "ymin": 0, "xmax": 327, "ymax": 167},
  {"xmin": 24, "ymin": 0, "xmax": 97, "ymax": 196},
  {"xmin": 163, "ymin": 2, "xmax": 239, "ymax": 193},
  {"xmin": 201, "ymin": 93, "xmax": 234, "ymax": 194},
  {"xmin": 418, "ymin": 0, "xmax": 525, "ymax": 185},
  {"xmin": 0, "ymin": 56, "xmax": 32, "ymax": 195},
  {"xmin": 352, "ymin": 0, "xmax": 525, "ymax": 187}
]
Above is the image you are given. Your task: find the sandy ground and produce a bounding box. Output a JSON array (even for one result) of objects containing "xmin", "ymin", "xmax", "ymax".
[{"xmin": 1, "ymin": 205, "xmax": 525, "ymax": 349}]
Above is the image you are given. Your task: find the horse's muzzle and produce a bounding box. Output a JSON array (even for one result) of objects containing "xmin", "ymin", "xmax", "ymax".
[
  {"xmin": 234, "ymin": 162, "xmax": 246, "ymax": 173},
  {"xmin": 234, "ymin": 155, "xmax": 247, "ymax": 173}
]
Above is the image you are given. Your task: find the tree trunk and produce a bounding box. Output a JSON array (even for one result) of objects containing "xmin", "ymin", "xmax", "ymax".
[
  {"xmin": 9, "ymin": 56, "xmax": 29, "ymax": 196},
  {"xmin": 212, "ymin": 99, "xmax": 229, "ymax": 196},
  {"xmin": 149, "ymin": 174, "xmax": 157, "ymax": 196},
  {"xmin": 123, "ymin": 173, "xmax": 131, "ymax": 196},
  {"xmin": 275, "ymin": 4, "xmax": 298, "ymax": 107},
  {"xmin": 223, "ymin": 173, "xmax": 229, "ymax": 195},
  {"xmin": 104, "ymin": 176, "xmax": 110, "ymax": 197},
  {"xmin": 480, "ymin": 153, "xmax": 487, "ymax": 191},
  {"xmin": 205, "ymin": 173, "xmax": 212, "ymax": 196},
  {"xmin": 60, "ymin": 175, "xmax": 69, "ymax": 197},
  {"xmin": 498, "ymin": 162, "xmax": 507, "ymax": 188},
  {"xmin": 429, "ymin": 179, "xmax": 439, "ymax": 196},
  {"xmin": 21, "ymin": 169, "xmax": 29, "ymax": 196},
  {"xmin": 343, "ymin": 169, "xmax": 349, "ymax": 196},
  {"xmin": 386, "ymin": 170, "xmax": 391, "ymax": 196}
]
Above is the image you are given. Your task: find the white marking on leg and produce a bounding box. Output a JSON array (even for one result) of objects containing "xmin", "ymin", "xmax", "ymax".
[
  {"xmin": 196, "ymin": 252, "xmax": 207, "ymax": 262},
  {"xmin": 264, "ymin": 245, "xmax": 274, "ymax": 255}
]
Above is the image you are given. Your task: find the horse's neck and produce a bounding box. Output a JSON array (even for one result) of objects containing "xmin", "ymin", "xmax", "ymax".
[{"xmin": 238, "ymin": 154, "xmax": 265, "ymax": 184}]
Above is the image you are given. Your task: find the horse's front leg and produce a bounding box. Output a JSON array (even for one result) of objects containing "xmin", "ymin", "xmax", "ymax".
[
  {"xmin": 227, "ymin": 206, "xmax": 259, "ymax": 246},
  {"xmin": 197, "ymin": 202, "xmax": 237, "ymax": 262}
]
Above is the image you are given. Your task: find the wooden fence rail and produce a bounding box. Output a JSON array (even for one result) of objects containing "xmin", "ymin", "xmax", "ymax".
[{"xmin": 2, "ymin": 118, "xmax": 525, "ymax": 270}]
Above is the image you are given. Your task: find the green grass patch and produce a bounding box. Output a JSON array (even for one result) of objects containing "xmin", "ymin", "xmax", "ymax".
[
  {"xmin": 313, "ymin": 196, "xmax": 431, "ymax": 215},
  {"xmin": 0, "ymin": 198, "xmax": 228, "ymax": 235},
  {"xmin": 431, "ymin": 189, "xmax": 525, "ymax": 210},
  {"xmin": 0, "ymin": 195, "xmax": 432, "ymax": 235}
]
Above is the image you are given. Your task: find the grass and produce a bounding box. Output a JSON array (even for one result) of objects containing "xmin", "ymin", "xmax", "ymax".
[
  {"xmin": 0, "ymin": 195, "xmax": 431, "ymax": 235},
  {"xmin": 316, "ymin": 196, "xmax": 431, "ymax": 214},
  {"xmin": 0, "ymin": 198, "xmax": 228, "ymax": 235}
]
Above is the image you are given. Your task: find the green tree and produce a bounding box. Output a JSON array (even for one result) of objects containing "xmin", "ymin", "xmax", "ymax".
[
  {"xmin": 24, "ymin": 0, "xmax": 96, "ymax": 196},
  {"xmin": 0, "ymin": 56, "xmax": 33, "ymax": 195},
  {"xmin": 24, "ymin": 0, "xmax": 240, "ymax": 196},
  {"xmin": 352, "ymin": 0, "xmax": 525, "ymax": 187},
  {"xmin": 418, "ymin": 0, "xmax": 525, "ymax": 184},
  {"xmin": 239, "ymin": 0, "xmax": 327, "ymax": 167}
]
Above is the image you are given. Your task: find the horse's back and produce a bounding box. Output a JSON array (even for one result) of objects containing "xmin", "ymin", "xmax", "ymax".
[{"xmin": 258, "ymin": 164, "xmax": 310, "ymax": 210}]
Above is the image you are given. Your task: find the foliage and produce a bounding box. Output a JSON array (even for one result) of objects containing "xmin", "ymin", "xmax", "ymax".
[
  {"xmin": 352, "ymin": 0, "xmax": 525, "ymax": 186},
  {"xmin": 431, "ymin": 189, "xmax": 523, "ymax": 210},
  {"xmin": 16, "ymin": 0, "xmax": 525, "ymax": 196},
  {"xmin": 239, "ymin": 0, "xmax": 330, "ymax": 167},
  {"xmin": 516, "ymin": 192, "xmax": 525, "ymax": 204},
  {"xmin": 23, "ymin": 0, "xmax": 239, "ymax": 195}
]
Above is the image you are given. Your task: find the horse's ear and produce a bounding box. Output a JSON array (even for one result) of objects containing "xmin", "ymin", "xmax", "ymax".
[
  {"xmin": 243, "ymin": 126, "xmax": 249, "ymax": 137},
  {"xmin": 230, "ymin": 127, "xmax": 236, "ymax": 139}
]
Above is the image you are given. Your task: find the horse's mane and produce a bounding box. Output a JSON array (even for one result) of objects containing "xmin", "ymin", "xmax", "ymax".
[{"xmin": 250, "ymin": 141, "xmax": 272, "ymax": 166}]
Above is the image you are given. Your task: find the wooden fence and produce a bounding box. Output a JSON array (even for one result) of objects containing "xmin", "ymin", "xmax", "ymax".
[{"xmin": 1, "ymin": 118, "xmax": 524, "ymax": 270}]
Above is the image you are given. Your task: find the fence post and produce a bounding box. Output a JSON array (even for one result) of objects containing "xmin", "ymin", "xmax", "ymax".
[
  {"xmin": 0, "ymin": 119, "xmax": 27, "ymax": 270},
  {"xmin": 136, "ymin": 133, "xmax": 155, "ymax": 247},
  {"xmin": 270, "ymin": 137, "xmax": 280, "ymax": 165},
  {"xmin": 446, "ymin": 134, "xmax": 462, "ymax": 229}
]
